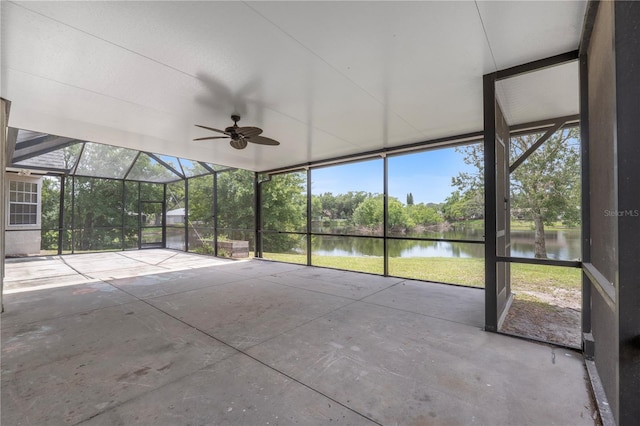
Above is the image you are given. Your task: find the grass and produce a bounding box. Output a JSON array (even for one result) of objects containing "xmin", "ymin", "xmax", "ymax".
[
  {"xmin": 262, "ymin": 253, "xmax": 581, "ymax": 291},
  {"xmin": 457, "ymin": 219, "xmax": 579, "ymax": 232},
  {"xmin": 262, "ymin": 252, "xmax": 307, "ymax": 264},
  {"xmin": 509, "ymin": 220, "xmax": 578, "ymax": 232},
  {"xmin": 510, "ymin": 263, "xmax": 581, "ymax": 291},
  {"xmin": 456, "ymin": 219, "xmax": 484, "ymax": 229},
  {"xmin": 389, "ymin": 257, "xmax": 484, "ymax": 287}
]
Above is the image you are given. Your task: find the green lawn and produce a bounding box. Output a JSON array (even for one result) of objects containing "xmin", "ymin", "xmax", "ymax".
[
  {"xmin": 509, "ymin": 220, "xmax": 578, "ymax": 232},
  {"xmin": 510, "ymin": 263, "xmax": 581, "ymax": 291},
  {"xmin": 457, "ymin": 219, "xmax": 578, "ymax": 232},
  {"xmin": 262, "ymin": 253, "xmax": 580, "ymax": 291}
]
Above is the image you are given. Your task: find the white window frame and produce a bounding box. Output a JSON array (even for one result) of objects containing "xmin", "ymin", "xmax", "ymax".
[{"xmin": 5, "ymin": 175, "xmax": 41, "ymax": 229}]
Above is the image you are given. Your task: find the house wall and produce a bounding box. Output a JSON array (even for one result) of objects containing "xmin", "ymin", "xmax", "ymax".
[
  {"xmin": 5, "ymin": 229, "xmax": 41, "ymax": 257},
  {"xmin": 4, "ymin": 173, "xmax": 42, "ymax": 256}
]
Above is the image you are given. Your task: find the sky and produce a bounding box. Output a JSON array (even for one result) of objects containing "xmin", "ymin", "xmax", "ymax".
[{"xmin": 311, "ymin": 144, "xmax": 480, "ymax": 205}]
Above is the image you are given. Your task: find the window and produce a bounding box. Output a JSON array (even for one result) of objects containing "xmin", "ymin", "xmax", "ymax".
[{"xmin": 9, "ymin": 180, "xmax": 38, "ymax": 225}]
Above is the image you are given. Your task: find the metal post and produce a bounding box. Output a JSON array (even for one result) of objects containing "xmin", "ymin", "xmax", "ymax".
[
  {"xmin": 579, "ymin": 52, "xmax": 592, "ymax": 337},
  {"xmin": 213, "ymin": 173, "xmax": 218, "ymax": 256},
  {"xmin": 121, "ymin": 180, "xmax": 126, "ymax": 251},
  {"xmin": 71, "ymin": 176, "xmax": 76, "ymax": 253},
  {"xmin": 58, "ymin": 176, "xmax": 65, "ymax": 255},
  {"xmin": 383, "ymin": 155, "xmax": 389, "ymax": 276},
  {"xmin": 1, "ymin": 99, "xmax": 7, "ymax": 312},
  {"xmin": 162, "ymin": 183, "xmax": 167, "ymax": 248},
  {"xmin": 137, "ymin": 181, "xmax": 142, "ymax": 249},
  {"xmin": 184, "ymin": 178, "xmax": 189, "ymax": 252},
  {"xmin": 307, "ymin": 168, "xmax": 312, "ymax": 266},
  {"xmin": 254, "ymin": 172, "xmax": 260, "ymax": 258},
  {"xmin": 484, "ymin": 72, "xmax": 498, "ymax": 332}
]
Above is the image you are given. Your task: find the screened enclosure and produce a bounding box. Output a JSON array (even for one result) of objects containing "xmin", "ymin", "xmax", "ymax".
[
  {"xmin": 8, "ymin": 129, "xmax": 255, "ymax": 257},
  {"xmin": 259, "ymin": 141, "xmax": 488, "ymax": 287},
  {"xmin": 9, "ymin": 126, "xmax": 493, "ymax": 287},
  {"xmin": 9, "ymin": 125, "xmax": 581, "ymax": 300},
  {"xmin": 6, "ymin": 114, "xmax": 585, "ymax": 350}
]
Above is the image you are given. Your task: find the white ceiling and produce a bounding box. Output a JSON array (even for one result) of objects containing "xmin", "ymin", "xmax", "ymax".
[{"xmin": 1, "ymin": 1, "xmax": 586, "ymax": 172}]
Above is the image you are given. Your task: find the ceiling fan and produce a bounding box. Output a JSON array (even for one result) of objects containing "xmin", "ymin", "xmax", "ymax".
[{"xmin": 194, "ymin": 115, "xmax": 280, "ymax": 150}]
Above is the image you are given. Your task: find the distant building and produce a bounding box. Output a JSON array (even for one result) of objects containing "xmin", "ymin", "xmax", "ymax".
[{"xmin": 166, "ymin": 208, "xmax": 185, "ymax": 225}]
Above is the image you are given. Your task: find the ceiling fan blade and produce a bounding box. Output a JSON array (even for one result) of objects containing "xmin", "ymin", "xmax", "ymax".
[
  {"xmin": 195, "ymin": 124, "xmax": 229, "ymax": 135},
  {"xmin": 247, "ymin": 135, "xmax": 280, "ymax": 146},
  {"xmin": 236, "ymin": 126, "xmax": 262, "ymax": 138},
  {"xmin": 193, "ymin": 136, "xmax": 229, "ymax": 141}
]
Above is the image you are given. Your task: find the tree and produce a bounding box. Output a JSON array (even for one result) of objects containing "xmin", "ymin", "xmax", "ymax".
[
  {"xmin": 216, "ymin": 169, "xmax": 255, "ymax": 233},
  {"xmin": 406, "ymin": 192, "xmax": 414, "ymax": 206},
  {"xmin": 450, "ymin": 143, "xmax": 485, "ymax": 222},
  {"xmin": 352, "ymin": 195, "xmax": 413, "ymax": 231},
  {"xmin": 312, "ymin": 191, "xmax": 371, "ymax": 221},
  {"xmin": 388, "ymin": 197, "xmax": 414, "ymax": 230},
  {"xmin": 454, "ymin": 128, "xmax": 580, "ymax": 258},
  {"xmin": 166, "ymin": 181, "xmax": 185, "ymax": 213},
  {"xmin": 442, "ymin": 190, "xmax": 483, "ymax": 222},
  {"xmin": 262, "ymin": 173, "xmax": 306, "ymax": 232},
  {"xmin": 262, "ymin": 172, "xmax": 307, "ymax": 251},
  {"xmin": 188, "ymin": 175, "xmax": 214, "ymax": 224},
  {"xmin": 510, "ymin": 128, "xmax": 580, "ymax": 257},
  {"xmin": 41, "ymin": 176, "xmax": 61, "ymax": 250},
  {"xmin": 72, "ymin": 176, "xmax": 125, "ymax": 250},
  {"xmin": 311, "ymin": 195, "xmax": 323, "ymax": 221},
  {"xmin": 352, "ymin": 196, "xmax": 382, "ymax": 229},
  {"xmin": 408, "ymin": 203, "xmax": 444, "ymax": 226},
  {"xmin": 41, "ymin": 177, "xmax": 60, "ymax": 231}
]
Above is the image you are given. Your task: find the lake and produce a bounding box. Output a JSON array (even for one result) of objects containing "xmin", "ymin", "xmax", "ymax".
[
  {"xmin": 169, "ymin": 225, "xmax": 582, "ymax": 261},
  {"xmin": 311, "ymin": 227, "xmax": 581, "ymax": 261}
]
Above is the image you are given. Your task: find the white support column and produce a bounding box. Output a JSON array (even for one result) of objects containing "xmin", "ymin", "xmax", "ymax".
[{"xmin": 1, "ymin": 99, "xmax": 8, "ymax": 312}]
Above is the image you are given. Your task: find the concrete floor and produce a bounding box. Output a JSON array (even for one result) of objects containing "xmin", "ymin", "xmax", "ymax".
[{"xmin": 2, "ymin": 250, "xmax": 596, "ymax": 425}]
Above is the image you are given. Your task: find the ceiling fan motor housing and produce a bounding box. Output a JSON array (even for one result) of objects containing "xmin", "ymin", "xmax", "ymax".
[{"xmin": 230, "ymin": 138, "xmax": 248, "ymax": 150}]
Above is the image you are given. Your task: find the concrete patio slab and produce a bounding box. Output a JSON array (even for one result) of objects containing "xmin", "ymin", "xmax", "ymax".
[
  {"xmin": 361, "ymin": 279, "xmax": 485, "ymax": 327},
  {"xmin": 4, "ymin": 256, "xmax": 91, "ymax": 290},
  {"xmin": 115, "ymin": 250, "xmax": 188, "ymax": 265},
  {"xmin": 1, "ymin": 281, "xmax": 137, "ymax": 328},
  {"xmin": 1, "ymin": 301, "xmax": 236, "ymax": 426},
  {"xmin": 151, "ymin": 255, "xmax": 232, "ymax": 270},
  {"xmin": 83, "ymin": 352, "xmax": 376, "ymax": 426},
  {"xmin": 61, "ymin": 252, "xmax": 152, "ymax": 273},
  {"xmin": 247, "ymin": 301, "xmax": 593, "ymax": 425},
  {"xmin": 212, "ymin": 259, "xmax": 308, "ymax": 278},
  {"xmin": 146, "ymin": 278, "xmax": 354, "ymax": 350},
  {"xmin": 264, "ymin": 269, "xmax": 404, "ymax": 300},
  {"xmin": 288, "ymin": 266, "xmax": 397, "ymax": 287},
  {"xmin": 105, "ymin": 267, "xmax": 246, "ymax": 299},
  {"xmin": 1, "ymin": 250, "xmax": 596, "ymax": 425}
]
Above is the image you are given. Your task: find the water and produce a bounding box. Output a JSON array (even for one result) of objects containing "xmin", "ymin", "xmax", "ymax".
[
  {"xmin": 509, "ymin": 229, "xmax": 581, "ymax": 260},
  {"xmin": 311, "ymin": 227, "xmax": 581, "ymax": 261},
  {"xmin": 168, "ymin": 225, "xmax": 582, "ymax": 261}
]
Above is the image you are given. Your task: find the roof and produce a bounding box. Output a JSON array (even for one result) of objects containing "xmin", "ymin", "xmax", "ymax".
[
  {"xmin": 7, "ymin": 129, "xmax": 230, "ymax": 183},
  {"xmin": 167, "ymin": 208, "xmax": 185, "ymax": 216}
]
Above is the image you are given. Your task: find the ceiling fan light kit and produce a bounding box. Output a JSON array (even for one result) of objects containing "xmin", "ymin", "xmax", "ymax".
[{"xmin": 194, "ymin": 115, "xmax": 280, "ymax": 150}]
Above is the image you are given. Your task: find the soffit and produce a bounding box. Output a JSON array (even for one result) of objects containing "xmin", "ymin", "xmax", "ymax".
[{"xmin": 2, "ymin": 1, "xmax": 586, "ymax": 171}]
